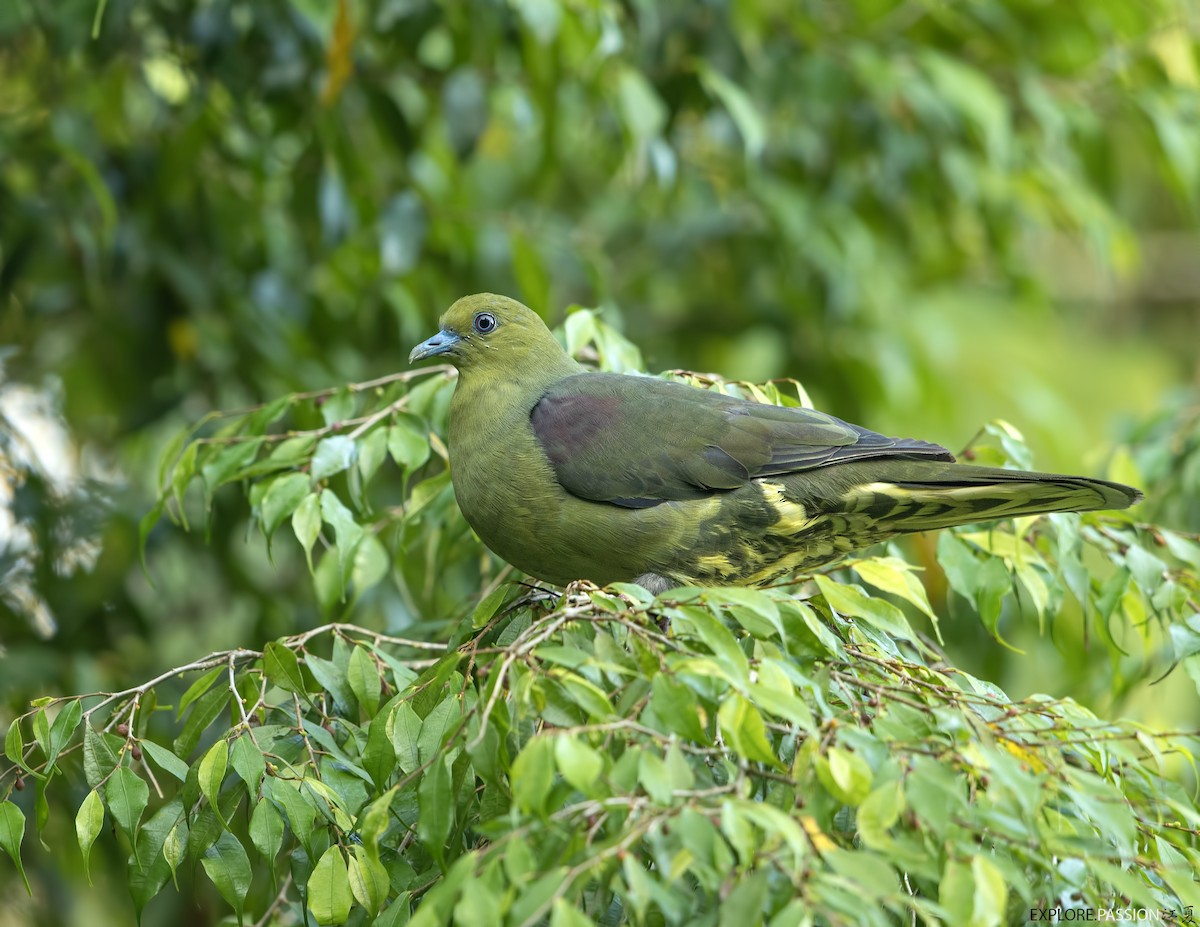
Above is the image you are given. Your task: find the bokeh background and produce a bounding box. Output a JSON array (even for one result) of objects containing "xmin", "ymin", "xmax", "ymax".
[{"xmin": 2, "ymin": 0, "xmax": 1199, "ymax": 923}]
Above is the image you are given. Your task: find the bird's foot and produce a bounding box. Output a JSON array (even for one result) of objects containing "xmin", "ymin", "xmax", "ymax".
[
  {"xmin": 632, "ymin": 572, "xmax": 673, "ymax": 597},
  {"xmin": 632, "ymin": 573, "xmax": 674, "ymax": 632}
]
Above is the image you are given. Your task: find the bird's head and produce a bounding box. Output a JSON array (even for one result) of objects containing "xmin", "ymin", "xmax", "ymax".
[{"xmin": 409, "ymin": 294, "xmax": 575, "ymax": 380}]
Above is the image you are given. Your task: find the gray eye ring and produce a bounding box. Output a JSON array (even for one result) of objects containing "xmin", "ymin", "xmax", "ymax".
[{"xmin": 473, "ymin": 312, "xmax": 497, "ymax": 334}]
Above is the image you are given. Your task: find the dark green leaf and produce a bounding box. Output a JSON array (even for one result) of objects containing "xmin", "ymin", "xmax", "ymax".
[
  {"xmin": 5, "ymin": 718, "xmax": 26, "ymax": 773},
  {"xmin": 230, "ymin": 732, "xmax": 266, "ymax": 794},
  {"xmin": 249, "ymin": 797, "xmax": 284, "ymax": 862},
  {"xmin": 174, "ymin": 686, "xmax": 231, "ymax": 759},
  {"xmin": 202, "ymin": 439, "xmax": 264, "ymax": 495},
  {"xmin": 46, "ymin": 700, "xmax": 82, "ymax": 769},
  {"xmin": 261, "ymin": 472, "xmax": 312, "ymax": 540},
  {"xmin": 83, "ymin": 724, "xmax": 120, "ymax": 789},
  {"xmin": 0, "ymin": 801, "xmax": 30, "ymax": 894},
  {"xmin": 105, "ymin": 767, "xmax": 149, "ymax": 840},
  {"xmin": 417, "ymin": 756, "xmax": 453, "ymax": 861},
  {"xmin": 264, "ymin": 641, "xmax": 307, "ymax": 695},
  {"xmin": 202, "ymin": 832, "xmax": 253, "ymax": 923},
  {"xmin": 177, "ymin": 665, "xmax": 224, "ymax": 718},
  {"xmin": 140, "ymin": 739, "xmax": 189, "ymax": 782}
]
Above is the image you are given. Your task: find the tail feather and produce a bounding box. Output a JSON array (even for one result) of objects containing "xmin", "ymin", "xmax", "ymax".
[{"xmin": 837, "ymin": 464, "xmax": 1141, "ymax": 534}]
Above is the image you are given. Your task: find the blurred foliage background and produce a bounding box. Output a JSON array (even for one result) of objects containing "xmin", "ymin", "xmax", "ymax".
[{"xmin": 2, "ymin": 0, "xmax": 1200, "ymax": 923}]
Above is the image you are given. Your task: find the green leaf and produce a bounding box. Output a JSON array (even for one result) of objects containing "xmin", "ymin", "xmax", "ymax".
[
  {"xmin": 970, "ymin": 856, "xmax": 1008, "ymax": 926},
  {"xmin": 373, "ymin": 898, "xmax": 414, "ymax": 927},
  {"xmin": 320, "ymin": 488, "xmax": 365, "ymax": 590},
  {"xmin": 349, "ymin": 844, "xmax": 390, "ymax": 917},
  {"xmin": 33, "ymin": 708, "xmax": 49, "ymax": 758},
  {"xmin": 249, "ymin": 797, "xmax": 284, "ymax": 862},
  {"xmin": 0, "ymin": 801, "xmax": 30, "ymax": 894},
  {"xmin": 698, "ymin": 63, "xmax": 766, "ymax": 159},
  {"xmin": 472, "ymin": 583, "xmax": 516, "ymax": 628},
  {"xmin": 139, "ymin": 740, "xmax": 189, "ymax": 782},
  {"xmin": 387, "ymin": 417, "xmax": 431, "ymax": 472},
  {"xmin": 512, "ymin": 737, "xmax": 555, "ymax": 813},
  {"xmin": 264, "ymin": 640, "xmax": 307, "ymax": 694},
  {"xmin": 940, "ymin": 855, "xmax": 1007, "ymax": 927},
  {"xmin": 417, "ymin": 756, "xmax": 454, "ymax": 861},
  {"xmin": 128, "ymin": 798, "xmax": 181, "ymax": 917},
  {"xmin": 647, "ymin": 673, "xmax": 708, "ymax": 742},
  {"xmin": 5, "ymin": 718, "xmax": 26, "ymax": 772},
  {"xmin": 672, "ymin": 604, "xmax": 750, "ymax": 683},
  {"xmin": 292, "ymin": 492, "xmax": 322, "ymax": 572},
  {"xmin": 83, "ymin": 724, "xmax": 120, "ymax": 789},
  {"xmin": 364, "ymin": 707, "xmax": 398, "ymax": 790},
  {"xmin": 717, "ymin": 694, "xmax": 780, "ymax": 767},
  {"xmin": 416, "ymin": 696, "xmax": 461, "ymax": 764},
  {"xmin": 554, "ymin": 735, "xmax": 604, "ymax": 796},
  {"xmin": 390, "ymin": 701, "xmax": 422, "ymax": 774},
  {"xmin": 312, "ymin": 435, "xmax": 358, "ymax": 481},
  {"xmin": 357, "ymin": 426, "xmax": 390, "ymax": 485},
  {"xmin": 177, "ymin": 665, "xmax": 224, "ymax": 718},
  {"xmin": 46, "ymin": 700, "xmax": 82, "ymax": 769},
  {"xmin": 105, "ymin": 767, "xmax": 149, "ymax": 840},
  {"xmin": 638, "ymin": 750, "xmax": 675, "ymax": 806},
  {"xmin": 352, "ymin": 533, "xmax": 390, "ymax": 595},
  {"xmin": 814, "ymin": 576, "xmax": 915, "ymax": 639},
  {"xmin": 163, "ymin": 819, "xmax": 187, "ymax": 887},
  {"xmin": 308, "ymin": 845, "xmax": 353, "ymax": 926},
  {"xmin": 616, "ymin": 64, "xmax": 666, "ymax": 141},
  {"xmin": 551, "ymin": 898, "xmax": 595, "ymax": 927},
  {"xmin": 358, "ymin": 789, "xmax": 397, "ymax": 854},
  {"xmin": 230, "ymin": 732, "xmax": 265, "ymax": 794},
  {"xmin": 266, "ymin": 778, "xmax": 316, "ymax": 853},
  {"xmin": 321, "ymin": 389, "xmax": 356, "ymax": 427},
  {"xmin": 174, "ymin": 686, "xmax": 231, "ymax": 759},
  {"xmin": 856, "ymin": 780, "xmax": 905, "ymax": 849},
  {"xmin": 198, "ymin": 738, "xmax": 229, "ymax": 814},
  {"xmin": 307, "ymin": 654, "xmax": 356, "ymax": 714},
  {"xmin": 261, "ymin": 472, "xmax": 312, "ymax": 540},
  {"xmin": 348, "ymin": 646, "xmax": 382, "ymax": 717},
  {"xmin": 849, "ymin": 556, "xmax": 941, "ymax": 642},
  {"xmin": 75, "ymin": 789, "xmax": 104, "ymax": 884},
  {"xmin": 202, "ymin": 832, "xmax": 253, "ymax": 923},
  {"xmin": 202, "ymin": 439, "xmax": 264, "ymax": 495},
  {"xmin": 816, "ymin": 747, "xmax": 873, "ymax": 807},
  {"xmin": 170, "ymin": 440, "xmax": 200, "ymax": 520}
]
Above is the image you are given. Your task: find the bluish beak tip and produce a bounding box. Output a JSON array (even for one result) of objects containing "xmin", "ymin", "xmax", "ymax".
[{"xmin": 409, "ymin": 329, "xmax": 461, "ymax": 364}]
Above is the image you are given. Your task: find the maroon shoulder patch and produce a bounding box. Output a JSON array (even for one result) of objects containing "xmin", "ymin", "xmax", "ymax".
[{"xmin": 530, "ymin": 393, "xmax": 622, "ymax": 467}]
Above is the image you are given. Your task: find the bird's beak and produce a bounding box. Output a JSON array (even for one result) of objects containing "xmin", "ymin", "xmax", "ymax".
[{"xmin": 409, "ymin": 329, "xmax": 462, "ymax": 364}]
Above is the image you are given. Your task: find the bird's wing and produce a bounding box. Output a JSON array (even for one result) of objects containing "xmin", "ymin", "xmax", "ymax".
[{"xmin": 530, "ymin": 373, "xmax": 955, "ymax": 508}]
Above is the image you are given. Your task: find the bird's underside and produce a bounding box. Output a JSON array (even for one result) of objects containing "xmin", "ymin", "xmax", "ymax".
[{"xmin": 628, "ymin": 464, "xmax": 1136, "ymax": 592}]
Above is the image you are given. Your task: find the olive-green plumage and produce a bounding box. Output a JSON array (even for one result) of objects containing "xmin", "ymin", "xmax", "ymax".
[{"xmin": 410, "ymin": 294, "xmax": 1142, "ymax": 591}]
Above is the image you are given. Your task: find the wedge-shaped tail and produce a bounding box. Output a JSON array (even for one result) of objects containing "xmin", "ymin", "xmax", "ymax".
[{"xmin": 836, "ymin": 464, "xmax": 1141, "ymax": 533}]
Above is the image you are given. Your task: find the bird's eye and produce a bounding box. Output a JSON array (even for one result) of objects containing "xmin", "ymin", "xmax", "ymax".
[{"xmin": 473, "ymin": 312, "xmax": 497, "ymax": 334}]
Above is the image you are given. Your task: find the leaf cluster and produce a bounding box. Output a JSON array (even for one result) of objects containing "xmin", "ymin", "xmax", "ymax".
[{"xmin": 2, "ymin": 312, "xmax": 1200, "ymax": 925}]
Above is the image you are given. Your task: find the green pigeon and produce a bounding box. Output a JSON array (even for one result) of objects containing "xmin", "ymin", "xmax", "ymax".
[{"xmin": 409, "ymin": 294, "xmax": 1142, "ymax": 593}]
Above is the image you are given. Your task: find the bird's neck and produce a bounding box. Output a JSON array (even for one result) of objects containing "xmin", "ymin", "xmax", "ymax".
[{"xmin": 454, "ymin": 351, "xmax": 584, "ymax": 416}]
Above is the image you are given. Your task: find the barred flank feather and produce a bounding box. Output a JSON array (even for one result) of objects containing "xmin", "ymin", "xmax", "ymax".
[
  {"xmin": 722, "ymin": 466, "xmax": 1141, "ymax": 586},
  {"xmin": 839, "ymin": 467, "xmax": 1141, "ymax": 531}
]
